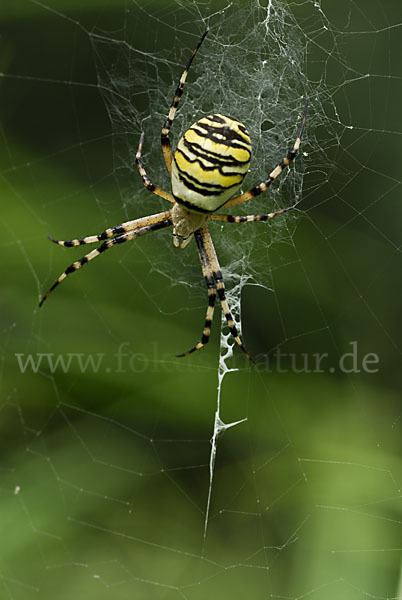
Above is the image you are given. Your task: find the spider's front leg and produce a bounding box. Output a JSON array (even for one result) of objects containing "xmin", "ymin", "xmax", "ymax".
[
  {"xmin": 39, "ymin": 214, "xmax": 172, "ymax": 307},
  {"xmin": 47, "ymin": 211, "xmax": 172, "ymax": 247},
  {"xmin": 202, "ymin": 226, "xmax": 253, "ymax": 362},
  {"xmin": 176, "ymin": 228, "xmax": 216, "ymax": 357},
  {"xmin": 178, "ymin": 224, "xmax": 253, "ymax": 361}
]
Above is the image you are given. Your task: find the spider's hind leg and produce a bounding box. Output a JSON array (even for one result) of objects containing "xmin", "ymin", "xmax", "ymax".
[
  {"xmin": 208, "ymin": 205, "xmax": 295, "ymax": 224},
  {"xmin": 136, "ymin": 133, "xmax": 175, "ymax": 204},
  {"xmin": 161, "ymin": 30, "xmax": 209, "ymax": 174},
  {"xmin": 224, "ymin": 97, "xmax": 308, "ymax": 209}
]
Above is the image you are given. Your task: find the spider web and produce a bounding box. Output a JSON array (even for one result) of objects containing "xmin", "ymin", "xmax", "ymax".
[{"xmin": 1, "ymin": 0, "xmax": 402, "ymax": 599}]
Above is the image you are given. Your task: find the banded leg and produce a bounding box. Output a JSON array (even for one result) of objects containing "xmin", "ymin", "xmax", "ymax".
[
  {"xmin": 176, "ymin": 229, "xmax": 216, "ymax": 357},
  {"xmin": 161, "ymin": 30, "xmax": 209, "ymax": 173},
  {"xmin": 224, "ymin": 97, "xmax": 308, "ymax": 209},
  {"xmin": 39, "ymin": 218, "xmax": 172, "ymax": 307},
  {"xmin": 201, "ymin": 225, "xmax": 253, "ymax": 361},
  {"xmin": 48, "ymin": 211, "xmax": 171, "ymax": 247},
  {"xmin": 208, "ymin": 206, "xmax": 294, "ymax": 224},
  {"xmin": 136, "ymin": 133, "xmax": 175, "ymax": 203}
]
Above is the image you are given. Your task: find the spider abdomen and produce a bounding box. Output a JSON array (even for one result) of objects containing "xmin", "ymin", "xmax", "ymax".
[{"xmin": 171, "ymin": 114, "xmax": 251, "ymax": 214}]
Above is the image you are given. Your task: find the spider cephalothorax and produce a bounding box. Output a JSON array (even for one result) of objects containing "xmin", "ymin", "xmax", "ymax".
[{"xmin": 40, "ymin": 30, "xmax": 308, "ymax": 360}]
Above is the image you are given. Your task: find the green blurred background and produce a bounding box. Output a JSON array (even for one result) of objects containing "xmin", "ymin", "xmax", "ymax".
[{"xmin": 1, "ymin": 1, "xmax": 401, "ymax": 599}]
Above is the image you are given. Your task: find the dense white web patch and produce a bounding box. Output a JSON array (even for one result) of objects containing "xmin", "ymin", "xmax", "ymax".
[{"xmin": 1, "ymin": 0, "xmax": 402, "ymax": 598}]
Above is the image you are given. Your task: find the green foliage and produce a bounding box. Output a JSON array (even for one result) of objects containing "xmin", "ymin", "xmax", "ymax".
[{"xmin": 1, "ymin": 1, "xmax": 401, "ymax": 599}]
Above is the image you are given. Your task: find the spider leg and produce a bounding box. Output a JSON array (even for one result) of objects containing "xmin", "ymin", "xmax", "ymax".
[
  {"xmin": 208, "ymin": 206, "xmax": 294, "ymax": 223},
  {"xmin": 176, "ymin": 229, "xmax": 216, "ymax": 357},
  {"xmin": 136, "ymin": 133, "xmax": 175, "ymax": 203},
  {"xmin": 201, "ymin": 224, "xmax": 253, "ymax": 361},
  {"xmin": 224, "ymin": 97, "xmax": 308, "ymax": 209},
  {"xmin": 39, "ymin": 217, "xmax": 172, "ymax": 307},
  {"xmin": 161, "ymin": 30, "xmax": 209, "ymax": 174},
  {"xmin": 48, "ymin": 211, "xmax": 172, "ymax": 247}
]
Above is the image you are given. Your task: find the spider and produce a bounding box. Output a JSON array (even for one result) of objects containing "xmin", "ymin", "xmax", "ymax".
[{"xmin": 39, "ymin": 30, "xmax": 308, "ymax": 360}]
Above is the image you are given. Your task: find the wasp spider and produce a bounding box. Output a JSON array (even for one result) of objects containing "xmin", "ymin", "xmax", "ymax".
[{"xmin": 40, "ymin": 30, "xmax": 308, "ymax": 360}]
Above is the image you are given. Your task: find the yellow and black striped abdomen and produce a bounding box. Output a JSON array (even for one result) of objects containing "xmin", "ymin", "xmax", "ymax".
[{"xmin": 171, "ymin": 114, "xmax": 251, "ymax": 213}]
